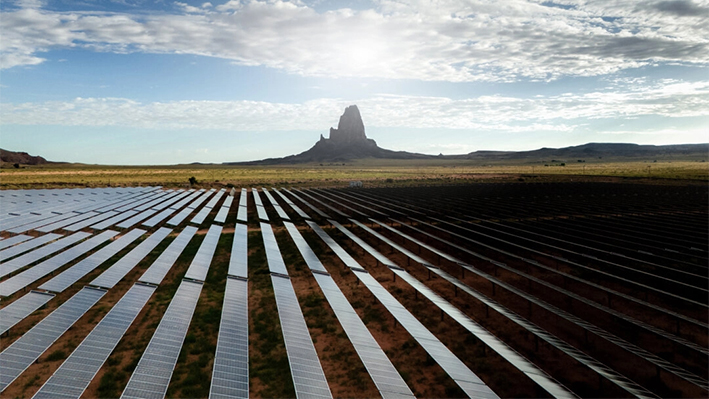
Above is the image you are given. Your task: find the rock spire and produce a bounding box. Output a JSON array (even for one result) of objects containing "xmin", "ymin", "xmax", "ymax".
[{"xmin": 328, "ymin": 105, "xmax": 366, "ymax": 144}]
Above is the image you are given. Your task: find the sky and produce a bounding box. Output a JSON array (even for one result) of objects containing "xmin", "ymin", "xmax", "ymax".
[{"xmin": 0, "ymin": 0, "xmax": 707, "ymax": 165}]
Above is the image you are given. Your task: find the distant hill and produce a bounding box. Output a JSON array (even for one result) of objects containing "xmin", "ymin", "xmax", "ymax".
[
  {"xmin": 228, "ymin": 106, "xmax": 708, "ymax": 165},
  {"xmin": 453, "ymin": 143, "xmax": 709, "ymax": 162},
  {"xmin": 0, "ymin": 149, "xmax": 52, "ymax": 165}
]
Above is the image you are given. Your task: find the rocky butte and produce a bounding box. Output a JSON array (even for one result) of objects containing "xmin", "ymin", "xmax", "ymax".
[{"xmin": 234, "ymin": 105, "xmax": 431, "ymax": 164}]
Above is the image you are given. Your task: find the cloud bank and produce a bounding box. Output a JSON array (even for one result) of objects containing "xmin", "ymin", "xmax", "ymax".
[
  {"xmin": 2, "ymin": 79, "xmax": 707, "ymax": 131},
  {"xmin": 2, "ymin": 0, "xmax": 708, "ymax": 81}
]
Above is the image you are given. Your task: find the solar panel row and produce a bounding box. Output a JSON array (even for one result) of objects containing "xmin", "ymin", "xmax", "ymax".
[
  {"xmin": 39, "ymin": 229, "xmax": 146, "ymax": 293},
  {"xmin": 0, "ymin": 231, "xmax": 92, "ymax": 278},
  {"xmin": 282, "ymin": 189, "xmax": 329, "ymax": 219},
  {"xmin": 271, "ymin": 276, "xmax": 333, "ymax": 399},
  {"xmin": 91, "ymin": 210, "xmax": 139, "ymax": 230},
  {"xmin": 121, "ymin": 279, "xmax": 203, "ymax": 399},
  {"xmin": 168, "ymin": 189, "xmax": 201, "ymax": 211},
  {"xmin": 91, "ymin": 227, "xmax": 173, "ymax": 289},
  {"xmin": 236, "ymin": 189, "xmax": 248, "ymax": 223},
  {"xmin": 252, "ymin": 189, "xmax": 269, "ymax": 221},
  {"xmin": 228, "ymin": 224, "xmax": 248, "ymax": 279},
  {"xmin": 0, "ymin": 233, "xmax": 63, "ymax": 262},
  {"xmin": 191, "ymin": 189, "xmax": 225, "ymax": 225},
  {"xmin": 167, "ymin": 190, "xmax": 214, "ymax": 226},
  {"xmin": 272, "ymin": 188, "xmax": 310, "ymax": 219},
  {"xmin": 0, "ymin": 287, "xmax": 106, "ymax": 391},
  {"xmin": 116, "ymin": 209, "xmax": 159, "ymax": 229},
  {"xmin": 305, "ymin": 221, "xmax": 499, "ymax": 399},
  {"xmin": 261, "ymin": 222, "xmax": 288, "ymax": 276},
  {"xmin": 183, "ymin": 224, "xmax": 222, "ymax": 282},
  {"xmin": 65, "ymin": 210, "xmax": 121, "ymax": 231},
  {"xmin": 0, "ymin": 290, "xmax": 54, "ymax": 334},
  {"xmin": 139, "ymin": 226, "xmax": 198, "ymax": 285},
  {"xmin": 209, "ymin": 276, "xmax": 249, "ymax": 399},
  {"xmin": 282, "ymin": 221, "xmax": 414, "ymax": 399},
  {"xmin": 32, "ymin": 283, "xmax": 156, "ymax": 399},
  {"xmin": 214, "ymin": 194, "xmax": 234, "ymax": 224},
  {"xmin": 0, "ymin": 231, "xmax": 117, "ymax": 297},
  {"xmin": 0, "ymin": 235, "xmax": 32, "ymax": 250},
  {"xmin": 261, "ymin": 188, "xmax": 290, "ymax": 220}
]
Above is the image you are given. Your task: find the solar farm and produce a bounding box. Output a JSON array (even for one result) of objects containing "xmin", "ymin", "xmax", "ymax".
[{"xmin": 0, "ymin": 182, "xmax": 707, "ymax": 398}]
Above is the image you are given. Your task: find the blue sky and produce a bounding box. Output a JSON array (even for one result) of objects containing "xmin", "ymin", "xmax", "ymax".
[{"xmin": 1, "ymin": 0, "xmax": 707, "ymax": 165}]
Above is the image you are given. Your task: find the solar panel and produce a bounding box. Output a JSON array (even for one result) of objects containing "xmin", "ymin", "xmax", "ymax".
[
  {"xmin": 188, "ymin": 189, "xmax": 216, "ymax": 209},
  {"xmin": 39, "ymin": 229, "xmax": 146, "ymax": 293},
  {"xmin": 91, "ymin": 210, "xmax": 139, "ymax": 230},
  {"xmin": 0, "ymin": 231, "xmax": 92, "ymax": 279},
  {"xmin": 0, "ymin": 235, "xmax": 32, "ymax": 250},
  {"xmin": 139, "ymin": 226, "xmax": 198, "ymax": 285},
  {"xmin": 190, "ymin": 204, "xmax": 214, "ymax": 225},
  {"xmin": 64, "ymin": 210, "xmax": 121, "ymax": 231},
  {"xmin": 91, "ymin": 228, "xmax": 173, "ymax": 289},
  {"xmin": 282, "ymin": 189, "xmax": 329, "ymax": 219},
  {"xmin": 228, "ymin": 224, "xmax": 248, "ymax": 279},
  {"xmin": 184, "ymin": 225, "xmax": 222, "ymax": 282},
  {"xmin": 153, "ymin": 190, "xmax": 190, "ymax": 211},
  {"xmin": 209, "ymin": 277, "xmax": 248, "ymax": 399},
  {"xmin": 0, "ymin": 231, "xmax": 118, "ymax": 297},
  {"xmin": 306, "ymin": 221, "xmax": 498, "ymax": 399},
  {"xmin": 282, "ymin": 222, "xmax": 414, "ymax": 399},
  {"xmin": 134, "ymin": 191, "xmax": 178, "ymax": 211},
  {"xmin": 236, "ymin": 189, "xmax": 248, "ymax": 223},
  {"xmin": 0, "ymin": 287, "xmax": 106, "ymax": 392},
  {"xmin": 260, "ymin": 223, "xmax": 287, "ymax": 276},
  {"xmin": 0, "ymin": 290, "xmax": 55, "ymax": 334},
  {"xmin": 37, "ymin": 209, "xmax": 115, "ymax": 233},
  {"xmin": 33, "ymin": 283, "xmax": 156, "ymax": 399},
  {"xmin": 252, "ymin": 189, "xmax": 269, "ymax": 221},
  {"xmin": 0, "ymin": 233, "xmax": 62, "ymax": 261},
  {"xmin": 116, "ymin": 209, "xmax": 159, "ymax": 229},
  {"xmin": 120, "ymin": 280, "xmax": 203, "ymax": 399},
  {"xmin": 270, "ymin": 275, "xmax": 332, "ymax": 399},
  {"xmin": 262, "ymin": 188, "xmax": 290, "ymax": 220},
  {"xmin": 169, "ymin": 189, "xmax": 200, "ymax": 210},
  {"xmin": 273, "ymin": 188, "xmax": 310, "ymax": 219},
  {"xmin": 213, "ymin": 195, "xmax": 234, "ymax": 224},
  {"xmin": 293, "ymin": 189, "xmax": 346, "ymax": 218}
]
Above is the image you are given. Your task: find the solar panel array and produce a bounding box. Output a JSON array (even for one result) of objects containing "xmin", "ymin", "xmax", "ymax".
[
  {"xmin": 0, "ymin": 287, "xmax": 106, "ymax": 391},
  {"xmin": 282, "ymin": 221, "xmax": 415, "ymax": 399},
  {"xmin": 183, "ymin": 224, "xmax": 222, "ymax": 282},
  {"xmin": 0, "ymin": 230, "xmax": 118, "ymax": 297},
  {"xmin": 236, "ymin": 189, "xmax": 248, "ymax": 222},
  {"xmin": 0, "ymin": 290, "xmax": 54, "ymax": 334},
  {"xmin": 228, "ymin": 224, "xmax": 248, "ymax": 278},
  {"xmin": 0, "ymin": 233, "xmax": 62, "ymax": 261},
  {"xmin": 121, "ymin": 279, "xmax": 203, "ymax": 399},
  {"xmin": 38, "ymin": 229, "xmax": 146, "ymax": 293},
  {"xmin": 210, "ymin": 276, "xmax": 249, "ymax": 399},
  {"xmin": 91, "ymin": 227, "xmax": 173, "ymax": 289},
  {"xmin": 306, "ymin": 221, "xmax": 499, "ymax": 399},
  {"xmin": 65, "ymin": 210, "xmax": 120, "ymax": 231},
  {"xmin": 0, "ymin": 232, "xmax": 91, "ymax": 278},
  {"xmin": 33, "ymin": 283, "xmax": 156, "ymax": 399},
  {"xmin": 139, "ymin": 226, "xmax": 198, "ymax": 285},
  {"xmin": 282, "ymin": 189, "xmax": 329, "ymax": 219}
]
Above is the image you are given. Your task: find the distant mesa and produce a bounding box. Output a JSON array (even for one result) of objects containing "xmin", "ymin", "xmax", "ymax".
[
  {"xmin": 231, "ymin": 105, "xmax": 432, "ymax": 165},
  {"xmin": 0, "ymin": 149, "xmax": 53, "ymax": 166}
]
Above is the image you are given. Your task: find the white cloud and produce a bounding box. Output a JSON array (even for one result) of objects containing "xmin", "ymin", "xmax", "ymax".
[
  {"xmin": 2, "ymin": 79, "xmax": 707, "ymax": 131},
  {"xmin": 1, "ymin": 0, "xmax": 707, "ymax": 80}
]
